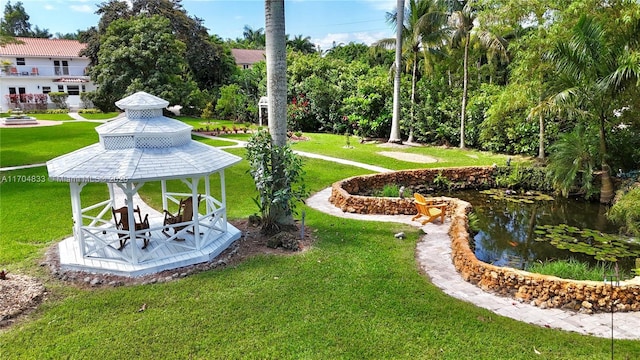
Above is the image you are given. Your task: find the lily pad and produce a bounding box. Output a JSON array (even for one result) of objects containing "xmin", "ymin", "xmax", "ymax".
[{"xmin": 534, "ymin": 224, "xmax": 640, "ymax": 262}]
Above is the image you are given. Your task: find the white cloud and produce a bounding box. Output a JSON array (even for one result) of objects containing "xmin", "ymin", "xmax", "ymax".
[
  {"xmin": 44, "ymin": 5, "xmax": 55, "ymax": 11},
  {"xmin": 313, "ymin": 30, "xmax": 389, "ymax": 51},
  {"xmin": 70, "ymin": 5, "xmax": 93, "ymax": 13}
]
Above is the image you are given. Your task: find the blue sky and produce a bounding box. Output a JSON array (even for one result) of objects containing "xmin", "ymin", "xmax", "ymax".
[{"xmin": 4, "ymin": 0, "xmax": 399, "ymax": 50}]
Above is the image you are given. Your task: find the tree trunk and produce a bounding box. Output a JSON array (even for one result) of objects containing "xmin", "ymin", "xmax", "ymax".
[
  {"xmin": 460, "ymin": 33, "xmax": 470, "ymax": 149},
  {"xmin": 388, "ymin": 0, "xmax": 403, "ymax": 144},
  {"xmin": 265, "ymin": 0, "xmax": 287, "ymax": 147},
  {"xmin": 598, "ymin": 114, "xmax": 614, "ymax": 203},
  {"xmin": 538, "ymin": 111, "xmax": 545, "ymax": 159},
  {"xmin": 408, "ymin": 59, "xmax": 417, "ymax": 143},
  {"xmin": 265, "ymin": 0, "xmax": 293, "ymax": 226}
]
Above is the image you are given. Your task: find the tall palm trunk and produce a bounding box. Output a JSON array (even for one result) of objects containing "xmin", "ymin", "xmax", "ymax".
[
  {"xmin": 265, "ymin": 0, "xmax": 293, "ymax": 226},
  {"xmin": 459, "ymin": 32, "xmax": 470, "ymax": 149},
  {"xmin": 265, "ymin": 0, "xmax": 287, "ymax": 147},
  {"xmin": 408, "ymin": 59, "xmax": 417, "ymax": 143},
  {"xmin": 389, "ymin": 0, "xmax": 403, "ymax": 144}
]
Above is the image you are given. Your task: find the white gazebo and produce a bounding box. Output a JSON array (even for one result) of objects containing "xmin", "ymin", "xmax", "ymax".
[
  {"xmin": 258, "ymin": 96, "xmax": 268, "ymax": 126},
  {"xmin": 47, "ymin": 91, "xmax": 243, "ymax": 277}
]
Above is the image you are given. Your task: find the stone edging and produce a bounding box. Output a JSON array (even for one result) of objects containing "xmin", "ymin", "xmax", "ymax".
[{"xmin": 329, "ymin": 166, "xmax": 640, "ymax": 313}]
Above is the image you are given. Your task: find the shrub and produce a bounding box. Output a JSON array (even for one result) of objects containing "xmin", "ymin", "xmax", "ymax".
[
  {"xmin": 48, "ymin": 92, "xmax": 69, "ymax": 109},
  {"xmin": 80, "ymin": 92, "xmax": 94, "ymax": 109},
  {"xmin": 608, "ymin": 187, "xmax": 640, "ymax": 237},
  {"xmin": 246, "ymin": 130, "xmax": 308, "ymax": 235},
  {"xmin": 373, "ymin": 184, "xmax": 401, "ymax": 197}
]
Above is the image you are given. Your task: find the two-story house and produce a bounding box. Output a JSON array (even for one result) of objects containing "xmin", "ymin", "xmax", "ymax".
[{"xmin": 0, "ymin": 37, "xmax": 95, "ymax": 111}]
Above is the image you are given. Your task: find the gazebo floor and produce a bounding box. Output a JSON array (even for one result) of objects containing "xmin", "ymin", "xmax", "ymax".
[{"xmin": 58, "ymin": 221, "xmax": 241, "ymax": 277}]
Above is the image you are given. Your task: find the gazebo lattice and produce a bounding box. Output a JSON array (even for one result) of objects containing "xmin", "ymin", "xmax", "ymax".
[{"xmin": 47, "ymin": 92, "xmax": 242, "ymax": 276}]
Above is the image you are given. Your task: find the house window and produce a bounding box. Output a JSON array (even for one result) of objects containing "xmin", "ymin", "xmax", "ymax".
[
  {"xmin": 42, "ymin": 86, "xmax": 51, "ymax": 94},
  {"xmin": 242, "ymin": 64, "xmax": 250, "ymax": 70},
  {"xmin": 81, "ymin": 85, "xmax": 86, "ymax": 92},
  {"xmin": 8, "ymin": 87, "xmax": 26, "ymax": 102},
  {"xmin": 58, "ymin": 85, "xmax": 64, "ymax": 92},
  {"xmin": 16, "ymin": 58, "xmax": 25, "ymax": 65},
  {"xmin": 67, "ymin": 85, "xmax": 80, "ymax": 95},
  {"xmin": 53, "ymin": 60, "xmax": 69, "ymax": 75}
]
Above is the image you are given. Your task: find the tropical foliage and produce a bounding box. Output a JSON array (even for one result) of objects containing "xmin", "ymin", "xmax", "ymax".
[{"xmin": 245, "ymin": 130, "xmax": 307, "ymax": 235}]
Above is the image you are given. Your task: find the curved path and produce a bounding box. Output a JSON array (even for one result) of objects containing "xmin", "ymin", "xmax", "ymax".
[
  {"xmin": 306, "ymin": 188, "xmax": 640, "ymax": 340},
  {"xmin": 3, "ymin": 122, "xmax": 640, "ymax": 340}
]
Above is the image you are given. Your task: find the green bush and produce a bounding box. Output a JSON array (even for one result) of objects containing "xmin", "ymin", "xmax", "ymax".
[
  {"xmin": 608, "ymin": 187, "xmax": 640, "ymax": 237},
  {"xmin": 77, "ymin": 109, "xmax": 102, "ymax": 114},
  {"xmin": 245, "ymin": 130, "xmax": 308, "ymax": 235},
  {"xmin": 373, "ymin": 184, "xmax": 401, "ymax": 197},
  {"xmin": 46, "ymin": 109, "xmax": 69, "ymax": 114},
  {"xmin": 48, "ymin": 92, "xmax": 69, "ymax": 109}
]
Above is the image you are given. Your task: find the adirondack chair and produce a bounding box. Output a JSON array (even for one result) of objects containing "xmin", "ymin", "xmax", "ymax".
[
  {"xmin": 411, "ymin": 193, "xmax": 446, "ymax": 225},
  {"xmin": 163, "ymin": 195, "xmax": 201, "ymax": 239},
  {"xmin": 112, "ymin": 205, "xmax": 151, "ymax": 250}
]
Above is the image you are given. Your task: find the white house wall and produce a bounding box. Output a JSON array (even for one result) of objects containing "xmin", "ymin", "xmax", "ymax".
[{"xmin": 0, "ymin": 56, "xmax": 95, "ymax": 110}]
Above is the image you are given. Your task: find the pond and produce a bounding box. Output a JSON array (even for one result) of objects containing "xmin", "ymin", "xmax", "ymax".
[{"xmin": 443, "ymin": 190, "xmax": 640, "ymax": 273}]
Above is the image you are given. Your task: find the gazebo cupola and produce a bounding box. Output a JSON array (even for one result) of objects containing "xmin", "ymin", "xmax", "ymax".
[{"xmin": 47, "ymin": 91, "xmax": 242, "ymax": 277}]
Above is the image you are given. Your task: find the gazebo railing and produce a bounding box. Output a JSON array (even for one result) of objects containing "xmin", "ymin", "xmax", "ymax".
[
  {"xmin": 74, "ymin": 192, "xmax": 230, "ymax": 265},
  {"xmin": 136, "ymin": 194, "xmax": 226, "ymax": 263}
]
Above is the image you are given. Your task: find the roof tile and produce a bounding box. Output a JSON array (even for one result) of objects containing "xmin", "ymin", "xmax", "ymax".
[{"xmin": 0, "ymin": 37, "xmax": 86, "ymax": 58}]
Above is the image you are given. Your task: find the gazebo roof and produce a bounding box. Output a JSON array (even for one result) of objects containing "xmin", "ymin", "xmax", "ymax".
[{"xmin": 47, "ymin": 92, "xmax": 242, "ymax": 183}]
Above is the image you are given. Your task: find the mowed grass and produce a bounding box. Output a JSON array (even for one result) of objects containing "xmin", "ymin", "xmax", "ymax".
[
  {"xmin": 1, "ymin": 124, "xmax": 639, "ymax": 358},
  {"xmin": 289, "ymin": 132, "xmax": 518, "ymax": 170},
  {"xmin": 76, "ymin": 111, "xmax": 120, "ymax": 120},
  {"xmin": 1, "ymin": 112, "xmax": 75, "ymax": 121},
  {"xmin": 0, "ymin": 122, "xmax": 100, "ymax": 167}
]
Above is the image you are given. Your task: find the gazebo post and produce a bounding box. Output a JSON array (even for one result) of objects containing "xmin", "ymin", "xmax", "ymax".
[
  {"xmin": 190, "ymin": 177, "xmax": 201, "ymax": 249},
  {"xmin": 69, "ymin": 182, "xmax": 86, "ymax": 254},
  {"xmin": 204, "ymin": 175, "xmax": 211, "ymax": 215},
  {"xmin": 161, "ymin": 179, "xmax": 168, "ymax": 211},
  {"xmin": 107, "ymin": 183, "xmax": 116, "ymax": 208},
  {"xmin": 124, "ymin": 182, "xmax": 137, "ymax": 263},
  {"xmin": 219, "ymin": 170, "xmax": 228, "ymax": 232}
]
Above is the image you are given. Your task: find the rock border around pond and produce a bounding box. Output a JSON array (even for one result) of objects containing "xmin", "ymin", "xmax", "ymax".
[{"xmin": 329, "ymin": 166, "xmax": 640, "ymax": 313}]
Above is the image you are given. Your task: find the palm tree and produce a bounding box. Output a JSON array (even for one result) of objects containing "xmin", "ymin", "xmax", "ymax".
[
  {"xmin": 287, "ymin": 34, "xmax": 316, "ymax": 54},
  {"xmin": 265, "ymin": 0, "xmax": 287, "ymax": 146},
  {"xmin": 389, "ymin": 0, "xmax": 404, "ymax": 144},
  {"xmin": 442, "ymin": 0, "xmax": 507, "ymax": 149},
  {"xmin": 376, "ymin": 0, "xmax": 448, "ymax": 143},
  {"xmin": 243, "ymin": 25, "xmax": 266, "ymax": 48},
  {"xmin": 546, "ymin": 15, "xmax": 640, "ymax": 204},
  {"xmin": 443, "ymin": 0, "xmax": 474, "ymax": 149}
]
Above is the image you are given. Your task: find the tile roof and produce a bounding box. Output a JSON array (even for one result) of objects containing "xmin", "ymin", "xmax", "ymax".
[
  {"xmin": 231, "ymin": 49, "xmax": 265, "ymax": 65},
  {"xmin": 0, "ymin": 37, "xmax": 86, "ymax": 58}
]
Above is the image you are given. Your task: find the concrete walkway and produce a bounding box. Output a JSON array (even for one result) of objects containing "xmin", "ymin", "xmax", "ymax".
[{"xmin": 307, "ymin": 187, "xmax": 640, "ymax": 340}]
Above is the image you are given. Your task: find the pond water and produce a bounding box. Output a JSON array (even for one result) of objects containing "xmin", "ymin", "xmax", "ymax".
[{"xmin": 443, "ymin": 190, "xmax": 639, "ymax": 273}]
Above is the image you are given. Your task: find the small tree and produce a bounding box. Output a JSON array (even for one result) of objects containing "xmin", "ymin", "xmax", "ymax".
[
  {"xmin": 215, "ymin": 84, "xmax": 244, "ymax": 121},
  {"xmin": 246, "ymin": 129, "xmax": 307, "ymax": 235},
  {"xmin": 48, "ymin": 92, "xmax": 69, "ymax": 109},
  {"xmin": 201, "ymin": 101, "xmax": 215, "ymax": 122}
]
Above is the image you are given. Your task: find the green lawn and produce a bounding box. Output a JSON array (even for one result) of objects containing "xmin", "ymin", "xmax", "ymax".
[
  {"xmin": 290, "ymin": 132, "xmax": 518, "ymax": 170},
  {"xmin": 0, "ymin": 124, "xmax": 638, "ymax": 359},
  {"xmin": 76, "ymin": 111, "xmax": 120, "ymax": 120},
  {"xmin": 0, "ymin": 122, "xmax": 100, "ymax": 167}
]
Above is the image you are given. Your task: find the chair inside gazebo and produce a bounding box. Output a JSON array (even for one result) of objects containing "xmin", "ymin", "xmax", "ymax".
[{"xmin": 76, "ymin": 192, "xmax": 228, "ymax": 264}]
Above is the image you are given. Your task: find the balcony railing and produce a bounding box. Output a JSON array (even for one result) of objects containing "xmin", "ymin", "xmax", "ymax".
[{"xmin": 1, "ymin": 65, "xmax": 88, "ymax": 77}]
